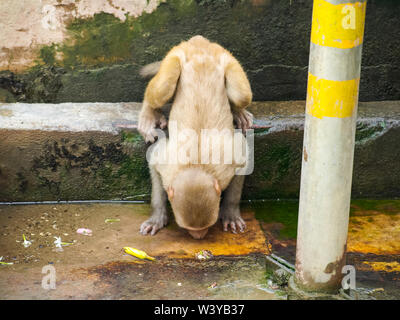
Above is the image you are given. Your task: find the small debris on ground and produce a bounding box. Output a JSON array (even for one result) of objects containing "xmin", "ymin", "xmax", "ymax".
[
  {"xmin": 22, "ymin": 234, "xmax": 32, "ymax": 248},
  {"xmin": 272, "ymin": 268, "xmax": 290, "ymax": 287},
  {"xmin": 264, "ymin": 268, "xmax": 290, "ymax": 291},
  {"xmin": 76, "ymin": 228, "xmax": 92, "ymax": 236},
  {"xmin": 53, "ymin": 236, "xmax": 73, "ymax": 250},
  {"xmin": 105, "ymin": 218, "xmax": 120, "ymax": 223},
  {"xmin": 195, "ymin": 250, "xmax": 213, "ymax": 260},
  {"xmin": 208, "ymin": 282, "xmax": 217, "ymax": 289},
  {"xmin": 0, "ymin": 257, "xmax": 13, "ymax": 265}
]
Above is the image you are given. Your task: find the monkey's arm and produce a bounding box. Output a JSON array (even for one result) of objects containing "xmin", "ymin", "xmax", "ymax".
[
  {"xmin": 138, "ymin": 52, "xmax": 181, "ymax": 143},
  {"xmin": 225, "ymin": 57, "xmax": 253, "ymax": 133},
  {"xmin": 140, "ymin": 165, "xmax": 168, "ymax": 235},
  {"xmin": 219, "ymin": 175, "xmax": 246, "ymax": 233},
  {"xmin": 226, "ymin": 58, "xmax": 252, "ymax": 109}
]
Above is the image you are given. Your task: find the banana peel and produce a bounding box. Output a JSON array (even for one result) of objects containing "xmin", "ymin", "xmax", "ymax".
[
  {"xmin": 123, "ymin": 247, "xmax": 155, "ymax": 261},
  {"xmin": 0, "ymin": 256, "xmax": 13, "ymax": 265}
]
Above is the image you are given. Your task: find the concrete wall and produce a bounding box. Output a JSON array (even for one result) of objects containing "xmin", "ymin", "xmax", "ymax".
[
  {"xmin": 0, "ymin": 0, "xmax": 161, "ymax": 72},
  {"xmin": 1, "ymin": 101, "xmax": 399, "ymax": 202},
  {"xmin": 1, "ymin": 0, "xmax": 400, "ymax": 103}
]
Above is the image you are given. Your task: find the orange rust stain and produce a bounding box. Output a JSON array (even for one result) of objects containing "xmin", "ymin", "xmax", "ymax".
[
  {"xmin": 303, "ymin": 147, "xmax": 308, "ymax": 162},
  {"xmin": 363, "ymin": 261, "xmax": 400, "ymax": 273},
  {"xmin": 134, "ymin": 211, "xmax": 269, "ymax": 259},
  {"xmin": 0, "ymin": 47, "xmax": 38, "ymax": 72},
  {"xmin": 347, "ymin": 214, "xmax": 400, "ymax": 255}
]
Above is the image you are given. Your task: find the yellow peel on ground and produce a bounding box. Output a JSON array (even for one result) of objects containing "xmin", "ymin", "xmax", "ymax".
[{"xmin": 124, "ymin": 247, "xmax": 155, "ymax": 261}]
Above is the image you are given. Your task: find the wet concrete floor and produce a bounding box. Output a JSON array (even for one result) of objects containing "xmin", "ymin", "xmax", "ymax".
[{"xmin": 0, "ymin": 200, "xmax": 399, "ymax": 299}]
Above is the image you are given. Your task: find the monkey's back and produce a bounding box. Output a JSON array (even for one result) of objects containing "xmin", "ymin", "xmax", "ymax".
[
  {"xmin": 157, "ymin": 36, "xmax": 243, "ymax": 190},
  {"xmin": 169, "ymin": 36, "xmax": 234, "ymax": 133}
]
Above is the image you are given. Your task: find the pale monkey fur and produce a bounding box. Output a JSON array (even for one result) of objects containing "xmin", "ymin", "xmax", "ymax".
[{"xmin": 138, "ymin": 35, "xmax": 253, "ymax": 239}]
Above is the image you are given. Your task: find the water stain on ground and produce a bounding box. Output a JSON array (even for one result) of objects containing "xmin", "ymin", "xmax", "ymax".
[
  {"xmin": 80, "ymin": 255, "xmax": 277, "ymax": 300},
  {"xmin": 246, "ymin": 200, "xmax": 400, "ymax": 298}
]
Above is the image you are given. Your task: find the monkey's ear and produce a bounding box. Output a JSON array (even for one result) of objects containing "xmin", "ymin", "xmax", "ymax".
[
  {"xmin": 214, "ymin": 179, "xmax": 221, "ymax": 196},
  {"xmin": 167, "ymin": 186, "xmax": 174, "ymax": 200}
]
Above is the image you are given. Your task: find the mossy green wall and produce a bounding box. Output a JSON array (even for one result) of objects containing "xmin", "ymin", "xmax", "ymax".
[
  {"xmin": 1, "ymin": 0, "xmax": 400, "ymax": 103},
  {"xmin": 1, "ymin": 123, "xmax": 399, "ymax": 202}
]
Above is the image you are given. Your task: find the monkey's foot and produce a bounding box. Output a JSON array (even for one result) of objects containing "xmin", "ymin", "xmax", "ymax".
[
  {"xmin": 139, "ymin": 214, "xmax": 168, "ymax": 236},
  {"xmin": 220, "ymin": 208, "xmax": 246, "ymax": 234},
  {"xmin": 138, "ymin": 109, "xmax": 167, "ymax": 143},
  {"xmin": 233, "ymin": 109, "xmax": 253, "ymax": 133}
]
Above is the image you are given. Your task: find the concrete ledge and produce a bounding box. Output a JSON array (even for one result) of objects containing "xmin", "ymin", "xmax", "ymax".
[{"xmin": 0, "ymin": 101, "xmax": 399, "ymax": 201}]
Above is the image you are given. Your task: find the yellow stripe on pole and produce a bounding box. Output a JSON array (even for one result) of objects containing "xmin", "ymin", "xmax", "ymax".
[
  {"xmin": 311, "ymin": 0, "xmax": 367, "ymax": 49},
  {"xmin": 306, "ymin": 73, "xmax": 359, "ymax": 119}
]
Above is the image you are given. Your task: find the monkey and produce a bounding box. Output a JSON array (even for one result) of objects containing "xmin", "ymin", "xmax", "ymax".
[{"xmin": 137, "ymin": 35, "xmax": 253, "ymax": 239}]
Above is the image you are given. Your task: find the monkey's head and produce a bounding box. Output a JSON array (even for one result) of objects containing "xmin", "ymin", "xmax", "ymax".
[{"xmin": 167, "ymin": 168, "xmax": 221, "ymax": 239}]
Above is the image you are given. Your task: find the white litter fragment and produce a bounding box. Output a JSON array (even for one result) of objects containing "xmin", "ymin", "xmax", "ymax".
[
  {"xmin": 195, "ymin": 250, "xmax": 213, "ymax": 260},
  {"xmin": 0, "ymin": 256, "xmax": 13, "ymax": 265},
  {"xmin": 22, "ymin": 234, "xmax": 32, "ymax": 248},
  {"xmin": 76, "ymin": 228, "xmax": 92, "ymax": 236},
  {"xmin": 54, "ymin": 236, "xmax": 62, "ymax": 248},
  {"xmin": 54, "ymin": 236, "xmax": 73, "ymax": 248}
]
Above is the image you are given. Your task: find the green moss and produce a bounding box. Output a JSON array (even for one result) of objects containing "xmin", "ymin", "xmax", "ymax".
[
  {"xmin": 39, "ymin": 45, "xmax": 57, "ymax": 66},
  {"xmin": 0, "ymin": 71, "xmax": 25, "ymax": 103},
  {"xmin": 35, "ymin": 0, "xmax": 199, "ymax": 69},
  {"xmin": 264, "ymin": 267, "xmax": 290, "ymax": 288},
  {"xmin": 355, "ymin": 122, "xmax": 385, "ymax": 143},
  {"xmin": 255, "ymin": 144, "xmax": 289, "ymax": 181},
  {"xmin": 90, "ymin": 134, "xmax": 150, "ymax": 198},
  {"xmin": 248, "ymin": 200, "xmax": 299, "ymax": 239},
  {"xmin": 352, "ymin": 199, "xmax": 381, "ymax": 211},
  {"xmin": 21, "ymin": 66, "xmax": 64, "ymax": 102},
  {"xmin": 251, "ymin": 199, "xmax": 400, "ymax": 241},
  {"xmin": 121, "ymin": 131, "xmax": 144, "ymax": 144},
  {"xmin": 32, "ymin": 0, "xmax": 259, "ymax": 72},
  {"xmin": 21, "ymin": 134, "xmax": 151, "ymax": 201},
  {"xmin": 350, "ymin": 199, "xmax": 400, "ymax": 216},
  {"xmin": 61, "ymin": 13, "xmax": 134, "ymax": 67}
]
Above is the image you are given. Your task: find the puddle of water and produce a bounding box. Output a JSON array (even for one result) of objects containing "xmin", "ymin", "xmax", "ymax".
[{"xmin": 242, "ymin": 199, "xmax": 400, "ymax": 299}]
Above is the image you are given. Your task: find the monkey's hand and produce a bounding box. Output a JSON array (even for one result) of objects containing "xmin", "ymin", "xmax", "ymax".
[
  {"xmin": 219, "ymin": 206, "xmax": 246, "ymax": 234},
  {"xmin": 138, "ymin": 109, "xmax": 167, "ymax": 143},
  {"xmin": 233, "ymin": 109, "xmax": 253, "ymax": 134},
  {"xmin": 140, "ymin": 212, "xmax": 168, "ymax": 236}
]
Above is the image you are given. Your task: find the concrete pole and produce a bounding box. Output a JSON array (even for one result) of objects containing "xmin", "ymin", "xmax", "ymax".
[{"xmin": 293, "ymin": 0, "xmax": 367, "ymax": 293}]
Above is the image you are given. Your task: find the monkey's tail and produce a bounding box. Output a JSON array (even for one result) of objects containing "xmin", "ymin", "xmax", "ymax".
[{"xmin": 139, "ymin": 61, "xmax": 161, "ymax": 78}]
